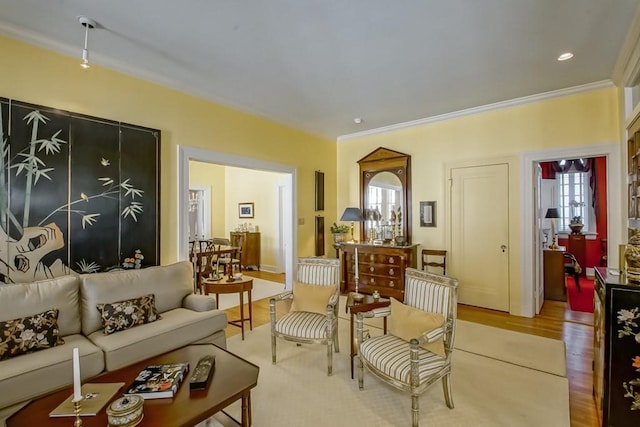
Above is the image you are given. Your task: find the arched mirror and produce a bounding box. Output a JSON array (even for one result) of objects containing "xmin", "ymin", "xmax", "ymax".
[{"xmin": 359, "ymin": 147, "xmax": 411, "ymax": 244}]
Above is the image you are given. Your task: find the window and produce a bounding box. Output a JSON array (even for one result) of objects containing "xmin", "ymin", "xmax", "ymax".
[
  {"xmin": 367, "ymin": 184, "xmax": 398, "ymax": 222},
  {"xmin": 187, "ymin": 186, "xmax": 211, "ymax": 240},
  {"xmin": 558, "ymin": 172, "xmax": 589, "ymax": 232}
]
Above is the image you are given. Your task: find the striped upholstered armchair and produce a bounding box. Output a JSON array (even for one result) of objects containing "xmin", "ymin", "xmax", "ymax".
[
  {"xmin": 270, "ymin": 257, "xmax": 341, "ymax": 375},
  {"xmin": 357, "ymin": 268, "xmax": 458, "ymax": 426}
]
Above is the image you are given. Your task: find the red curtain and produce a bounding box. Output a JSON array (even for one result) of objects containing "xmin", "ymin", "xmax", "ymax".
[{"xmin": 594, "ymin": 156, "xmax": 607, "ymax": 238}]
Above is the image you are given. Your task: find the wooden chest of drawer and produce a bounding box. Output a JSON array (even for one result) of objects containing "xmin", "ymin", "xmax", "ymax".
[{"xmin": 339, "ymin": 243, "xmax": 418, "ymax": 301}]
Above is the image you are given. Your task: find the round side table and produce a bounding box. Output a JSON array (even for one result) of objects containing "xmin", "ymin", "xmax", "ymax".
[{"xmin": 202, "ymin": 276, "xmax": 253, "ymax": 340}]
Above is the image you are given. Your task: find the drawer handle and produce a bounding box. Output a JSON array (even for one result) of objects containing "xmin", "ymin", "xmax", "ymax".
[
  {"xmin": 389, "ymin": 257, "xmax": 395, "ymax": 264},
  {"xmin": 370, "ymin": 255, "xmax": 375, "ymax": 262},
  {"xmin": 389, "ymin": 281, "xmax": 395, "ymax": 287},
  {"xmin": 370, "ymin": 277, "xmax": 375, "ymax": 284},
  {"xmin": 370, "ymin": 266, "xmax": 374, "ymax": 272},
  {"xmin": 389, "ymin": 268, "xmax": 395, "ymax": 275}
]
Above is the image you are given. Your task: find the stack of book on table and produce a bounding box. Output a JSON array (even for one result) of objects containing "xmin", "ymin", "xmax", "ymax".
[{"xmin": 125, "ymin": 362, "xmax": 190, "ymax": 399}]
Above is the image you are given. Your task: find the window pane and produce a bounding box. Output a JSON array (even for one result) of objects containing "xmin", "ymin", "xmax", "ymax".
[{"xmin": 557, "ymin": 171, "xmax": 588, "ymax": 232}]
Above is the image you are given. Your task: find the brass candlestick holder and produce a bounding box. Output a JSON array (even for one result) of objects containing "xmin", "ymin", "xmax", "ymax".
[
  {"xmin": 352, "ymin": 278, "xmax": 364, "ymax": 302},
  {"xmin": 73, "ymin": 397, "xmax": 83, "ymax": 426}
]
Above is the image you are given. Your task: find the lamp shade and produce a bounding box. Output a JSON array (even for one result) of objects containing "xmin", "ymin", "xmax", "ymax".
[
  {"xmin": 340, "ymin": 207, "xmax": 363, "ymax": 222},
  {"xmin": 545, "ymin": 208, "xmax": 560, "ymax": 219}
]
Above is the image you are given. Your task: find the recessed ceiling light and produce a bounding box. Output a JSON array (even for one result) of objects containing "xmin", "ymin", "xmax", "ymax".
[
  {"xmin": 353, "ymin": 118, "xmax": 363, "ymax": 124},
  {"xmin": 557, "ymin": 52, "xmax": 574, "ymax": 61}
]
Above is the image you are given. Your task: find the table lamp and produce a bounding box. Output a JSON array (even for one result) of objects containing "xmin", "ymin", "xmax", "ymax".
[
  {"xmin": 340, "ymin": 207, "xmax": 364, "ymax": 242},
  {"xmin": 545, "ymin": 208, "xmax": 560, "ymax": 249}
]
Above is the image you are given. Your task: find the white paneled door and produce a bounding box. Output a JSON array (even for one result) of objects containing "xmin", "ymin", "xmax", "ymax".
[{"xmin": 450, "ymin": 163, "xmax": 510, "ymax": 311}]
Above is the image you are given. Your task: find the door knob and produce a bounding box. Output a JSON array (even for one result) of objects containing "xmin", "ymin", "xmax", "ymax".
[{"xmin": 501, "ymin": 245, "xmax": 507, "ymax": 253}]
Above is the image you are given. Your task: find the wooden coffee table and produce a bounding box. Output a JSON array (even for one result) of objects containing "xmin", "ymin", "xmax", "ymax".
[
  {"xmin": 203, "ymin": 276, "xmax": 253, "ymax": 340},
  {"xmin": 7, "ymin": 344, "xmax": 259, "ymax": 427}
]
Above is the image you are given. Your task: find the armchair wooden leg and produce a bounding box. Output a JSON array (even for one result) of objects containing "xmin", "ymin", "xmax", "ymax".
[
  {"xmin": 270, "ymin": 298, "xmax": 277, "ymax": 365},
  {"xmin": 358, "ymin": 356, "xmax": 364, "ymax": 390},
  {"xmin": 327, "ymin": 340, "xmax": 333, "ymax": 376},
  {"xmin": 442, "ymin": 374, "xmax": 454, "ymax": 409},
  {"xmin": 271, "ymin": 334, "xmax": 276, "ymax": 364},
  {"xmin": 333, "ymin": 331, "xmax": 340, "ymax": 353},
  {"xmin": 411, "ymin": 394, "xmax": 419, "ymax": 427}
]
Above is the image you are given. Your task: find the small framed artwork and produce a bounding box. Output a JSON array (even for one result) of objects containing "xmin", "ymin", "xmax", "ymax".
[
  {"xmin": 420, "ymin": 201, "xmax": 436, "ymax": 227},
  {"xmin": 315, "ymin": 170, "xmax": 325, "ymax": 211},
  {"xmin": 238, "ymin": 202, "xmax": 255, "ymax": 219},
  {"xmin": 315, "ymin": 216, "xmax": 325, "ymax": 256}
]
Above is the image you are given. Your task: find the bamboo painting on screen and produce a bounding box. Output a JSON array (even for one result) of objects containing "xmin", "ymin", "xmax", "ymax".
[{"xmin": 0, "ymin": 97, "xmax": 160, "ymax": 283}]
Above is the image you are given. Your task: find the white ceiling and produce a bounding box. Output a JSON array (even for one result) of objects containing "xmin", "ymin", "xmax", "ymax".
[{"xmin": 0, "ymin": 0, "xmax": 638, "ymax": 139}]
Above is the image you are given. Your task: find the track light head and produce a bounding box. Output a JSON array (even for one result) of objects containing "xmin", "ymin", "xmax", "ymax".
[{"xmin": 78, "ymin": 16, "xmax": 97, "ymax": 69}]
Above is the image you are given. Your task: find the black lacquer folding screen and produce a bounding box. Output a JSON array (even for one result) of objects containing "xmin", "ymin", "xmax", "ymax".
[{"xmin": 0, "ymin": 98, "xmax": 160, "ymax": 283}]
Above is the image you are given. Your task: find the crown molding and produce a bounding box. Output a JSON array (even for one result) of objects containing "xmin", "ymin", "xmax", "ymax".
[
  {"xmin": 337, "ymin": 80, "xmax": 615, "ymax": 143},
  {"xmin": 613, "ymin": 3, "xmax": 640, "ymax": 86}
]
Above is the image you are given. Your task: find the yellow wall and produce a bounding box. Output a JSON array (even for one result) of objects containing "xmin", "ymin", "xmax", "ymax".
[
  {"xmin": 338, "ymin": 87, "xmax": 622, "ymax": 315},
  {"xmin": 225, "ymin": 168, "xmax": 287, "ymax": 270},
  {"xmin": 0, "ymin": 35, "xmax": 337, "ymax": 263}
]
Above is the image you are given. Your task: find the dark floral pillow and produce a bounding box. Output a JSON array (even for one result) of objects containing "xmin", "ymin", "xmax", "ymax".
[
  {"xmin": 97, "ymin": 294, "xmax": 161, "ymax": 335},
  {"xmin": 0, "ymin": 309, "xmax": 64, "ymax": 361}
]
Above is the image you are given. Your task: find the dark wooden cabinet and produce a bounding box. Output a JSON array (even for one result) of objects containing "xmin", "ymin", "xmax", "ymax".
[
  {"xmin": 339, "ymin": 243, "xmax": 418, "ymax": 301},
  {"xmin": 567, "ymin": 234, "xmax": 586, "ymax": 277},
  {"xmin": 543, "ymin": 248, "xmax": 566, "ymax": 301},
  {"xmin": 230, "ymin": 231, "xmax": 261, "ymax": 270},
  {"xmin": 594, "ymin": 267, "xmax": 640, "ymax": 426}
]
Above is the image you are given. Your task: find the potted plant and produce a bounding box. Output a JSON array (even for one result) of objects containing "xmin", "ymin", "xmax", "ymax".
[{"xmin": 330, "ymin": 222, "xmax": 350, "ymax": 243}]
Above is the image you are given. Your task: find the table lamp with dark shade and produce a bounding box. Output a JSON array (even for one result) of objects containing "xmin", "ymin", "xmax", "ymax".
[
  {"xmin": 545, "ymin": 208, "xmax": 560, "ymax": 249},
  {"xmin": 340, "ymin": 207, "xmax": 364, "ymax": 242}
]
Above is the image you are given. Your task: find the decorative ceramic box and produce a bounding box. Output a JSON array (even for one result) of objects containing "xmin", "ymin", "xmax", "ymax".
[{"xmin": 106, "ymin": 395, "xmax": 144, "ymax": 427}]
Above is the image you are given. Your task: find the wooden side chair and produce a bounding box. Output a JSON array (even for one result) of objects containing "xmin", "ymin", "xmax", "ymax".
[
  {"xmin": 563, "ymin": 253, "xmax": 581, "ymax": 292},
  {"xmin": 194, "ymin": 250, "xmax": 218, "ymax": 294},
  {"xmin": 357, "ymin": 268, "xmax": 458, "ymax": 426},
  {"xmin": 270, "ymin": 257, "xmax": 341, "ymax": 375},
  {"xmin": 421, "ymin": 249, "xmax": 447, "ymax": 275}
]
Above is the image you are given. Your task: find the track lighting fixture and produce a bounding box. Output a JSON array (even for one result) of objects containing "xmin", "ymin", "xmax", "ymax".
[{"xmin": 78, "ymin": 16, "xmax": 96, "ymax": 69}]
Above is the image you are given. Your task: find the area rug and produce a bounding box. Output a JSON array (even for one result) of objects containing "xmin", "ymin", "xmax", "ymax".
[
  {"xmin": 334, "ymin": 296, "xmax": 567, "ymax": 376},
  {"xmin": 215, "ymin": 278, "xmax": 285, "ymax": 310},
  {"xmin": 566, "ymin": 276, "xmax": 595, "ymax": 313},
  {"xmin": 204, "ymin": 319, "xmax": 570, "ymax": 426}
]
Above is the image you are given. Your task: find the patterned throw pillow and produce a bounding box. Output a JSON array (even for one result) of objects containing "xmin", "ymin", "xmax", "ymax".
[
  {"xmin": 0, "ymin": 309, "xmax": 64, "ymax": 361},
  {"xmin": 96, "ymin": 294, "xmax": 161, "ymax": 335}
]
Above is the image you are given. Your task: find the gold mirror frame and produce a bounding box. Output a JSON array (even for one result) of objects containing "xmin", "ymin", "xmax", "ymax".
[{"xmin": 358, "ymin": 147, "xmax": 411, "ymax": 244}]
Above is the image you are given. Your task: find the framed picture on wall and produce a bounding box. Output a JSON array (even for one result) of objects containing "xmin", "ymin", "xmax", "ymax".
[
  {"xmin": 315, "ymin": 170, "xmax": 325, "ymax": 211},
  {"xmin": 420, "ymin": 201, "xmax": 436, "ymax": 227},
  {"xmin": 315, "ymin": 216, "xmax": 325, "ymax": 256},
  {"xmin": 239, "ymin": 202, "xmax": 255, "ymax": 218}
]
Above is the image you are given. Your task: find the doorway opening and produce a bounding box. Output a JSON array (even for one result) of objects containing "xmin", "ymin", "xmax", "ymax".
[
  {"xmin": 177, "ymin": 146, "xmax": 297, "ymax": 290},
  {"xmin": 521, "ymin": 142, "xmax": 621, "ymax": 317}
]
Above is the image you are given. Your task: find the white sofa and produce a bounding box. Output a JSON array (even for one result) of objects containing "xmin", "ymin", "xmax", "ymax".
[{"xmin": 0, "ymin": 261, "xmax": 227, "ymax": 418}]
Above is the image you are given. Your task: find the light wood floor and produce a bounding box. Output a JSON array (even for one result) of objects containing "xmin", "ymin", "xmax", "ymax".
[{"xmin": 223, "ymin": 271, "xmax": 596, "ymax": 427}]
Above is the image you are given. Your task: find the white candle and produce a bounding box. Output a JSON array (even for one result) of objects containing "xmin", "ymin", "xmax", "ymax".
[
  {"xmin": 354, "ymin": 248, "xmax": 359, "ymax": 279},
  {"xmin": 73, "ymin": 347, "xmax": 82, "ymax": 401}
]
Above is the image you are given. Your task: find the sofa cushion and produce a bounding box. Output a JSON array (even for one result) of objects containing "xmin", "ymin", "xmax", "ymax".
[
  {"xmin": 0, "ymin": 275, "xmax": 80, "ymax": 336},
  {"xmin": 97, "ymin": 294, "xmax": 161, "ymax": 335},
  {"xmin": 88, "ymin": 307, "xmax": 227, "ymax": 371},
  {"xmin": 81, "ymin": 261, "xmax": 194, "ymax": 336},
  {"xmin": 0, "ymin": 309, "xmax": 64, "ymax": 361},
  {"xmin": 0, "ymin": 334, "xmax": 104, "ymax": 410}
]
